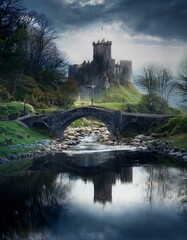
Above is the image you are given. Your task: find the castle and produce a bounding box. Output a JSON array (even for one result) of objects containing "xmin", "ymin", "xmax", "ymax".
[{"xmin": 68, "ymin": 39, "xmax": 132, "ymax": 97}]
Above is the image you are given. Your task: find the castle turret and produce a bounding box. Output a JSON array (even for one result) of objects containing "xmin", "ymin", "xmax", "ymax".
[{"xmin": 92, "ymin": 39, "xmax": 112, "ymax": 67}]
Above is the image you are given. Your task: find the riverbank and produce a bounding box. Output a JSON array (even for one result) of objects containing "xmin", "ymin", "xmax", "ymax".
[
  {"xmin": 0, "ymin": 120, "xmax": 51, "ymax": 158},
  {"xmin": 54, "ymin": 127, "xmax": 187, "ymax": 162},
  {"xmin": 0, "ymin": 126, "xmax": 187, "ymax": 165}
]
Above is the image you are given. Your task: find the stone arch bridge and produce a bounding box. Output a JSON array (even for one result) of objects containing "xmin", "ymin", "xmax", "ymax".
[{"xmin": 19, "ymin": 106, "xmax": 171, "ymax": 139}]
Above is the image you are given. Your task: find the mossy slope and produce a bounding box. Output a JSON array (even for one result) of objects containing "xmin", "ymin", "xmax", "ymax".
[{"xmin": 0, "ymin": 121, "xmax": 50, "ymax": 157}]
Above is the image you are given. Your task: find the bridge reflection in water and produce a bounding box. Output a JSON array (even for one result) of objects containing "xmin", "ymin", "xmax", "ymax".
[{"xmin": 0, "ymin": 151, "xmax": 187, "ymax": 240}]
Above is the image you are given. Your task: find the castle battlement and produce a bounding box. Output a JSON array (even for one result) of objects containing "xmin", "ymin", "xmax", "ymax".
[{"xmin": 93, "ymin": 39, "xmax": 112, "ymax": 46}]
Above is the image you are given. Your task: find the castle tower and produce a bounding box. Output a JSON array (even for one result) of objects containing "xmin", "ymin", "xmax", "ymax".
[{"xmin": 92, "ymin": 39, "xmax": 112, "ymax": 66}]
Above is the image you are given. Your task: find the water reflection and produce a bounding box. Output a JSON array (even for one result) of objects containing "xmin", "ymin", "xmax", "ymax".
[
  {"xmin": 0, "ymin": 172, "xmax": 71, "ymax": 240},
  {"xmin": 93, "ymin": 169, "xmax": 132, "ymax": 203},
  {"xmin": 0, "ymin": 150, "xmax": 187, "ymax": 240},
  {"xmin": 144, "ymin": 165, "xmax": 187, "ymax": 217}
]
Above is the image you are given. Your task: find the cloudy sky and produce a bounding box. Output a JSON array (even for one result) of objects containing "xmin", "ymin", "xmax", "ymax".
[{"xmin": 24, "ymin": 0, "xmax": 187, "ymax": 74}]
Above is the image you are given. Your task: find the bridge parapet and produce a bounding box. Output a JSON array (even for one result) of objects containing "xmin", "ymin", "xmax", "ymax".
[{"xmin": 50, "ymin": 107, "xmax": 121, "ymax": 138}]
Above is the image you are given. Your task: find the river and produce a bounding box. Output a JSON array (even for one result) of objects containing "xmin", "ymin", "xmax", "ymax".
[{"xmin": 0, "ymin": 134, "xmax": 187, "ymax": 240}]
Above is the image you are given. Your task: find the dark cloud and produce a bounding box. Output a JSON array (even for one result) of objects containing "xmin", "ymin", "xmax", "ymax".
[
  {"xmin": 23, "ymin": 0, "xmax": 187, "ymax": 41},
  {"xmin": 115, "ymin": 0, "xmax": 187, "ymax": 41},
  {"xmin": 24, "ymin": 0, "xmax": 106, "ymax": 30}
]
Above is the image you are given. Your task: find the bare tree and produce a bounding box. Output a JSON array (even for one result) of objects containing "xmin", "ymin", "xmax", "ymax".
[
  {"xmin": 156, "ymin": 66, "xmax": 174, "ymax": 113},
  {"xmin": 26, "ymin": 13, "xmax": 67, "ymax": 84},
  {"xmin": 138, "ymin": 65, "xmax": 157, "ymax": 112},
  {"xmin": 177, "ymin": 56, "xmax": 187, "ymax": 103},
  {"xmin": 138, "ymin": 65, "xmax": 174, "ymax": 113},
  {"xmin": 0, "ymin": 0, "xmax": 26, "ymax": 39}
]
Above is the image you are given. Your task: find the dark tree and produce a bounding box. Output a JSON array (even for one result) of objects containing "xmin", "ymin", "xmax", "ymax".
[
  {"xmin": 177, "ymin": 56, "xmax": 187, "ymax": 103},
  {"xmin": 0, "ymin": 0, "xmax": 28, "ymax": 95},
  {"xmin": 26, "ymin": 13, "xmax": 67, "ymax": 84},
  {"xmin": 0, "ymin": 1, "xmax": 71, "ymax": 105},
  {"xmin": 0, "ymin": 0, "xmax": 26, "ymax": 40},
  {"xmin": 0, "ymin": 0, "xmax": 27, "ymax": 69}
]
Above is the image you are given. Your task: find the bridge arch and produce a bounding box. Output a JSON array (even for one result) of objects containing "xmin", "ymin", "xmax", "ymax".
[
  {"xmin": 50, "ymin": 107, "xmax": 118, "ymax": 138},
  {"xmin": 60, "ymin": 116, "xmax": 107, "ymax": 131},
  {"xmin": 32, "ymin": 121, "xmax": 51, "ymax": 133}
]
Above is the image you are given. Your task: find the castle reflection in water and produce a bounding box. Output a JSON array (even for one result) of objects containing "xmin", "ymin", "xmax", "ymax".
[{"xmin": 93, "ymin": 168, "xmax": 133, "ymax": 204}]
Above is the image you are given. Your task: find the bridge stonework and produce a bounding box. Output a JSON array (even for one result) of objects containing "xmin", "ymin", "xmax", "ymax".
[{"xmin": 19, "ymin": 107, "xmax": 171, "ymax": 139}]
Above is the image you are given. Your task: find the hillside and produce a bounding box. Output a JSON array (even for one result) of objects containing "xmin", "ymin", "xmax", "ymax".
[
  {"xmin": 75, "ymin": 82, "xmax": 142, "ymax": 111},
  {"xmin": 94, "ymin": 82, "xmax": 142, "ymax": 103}
]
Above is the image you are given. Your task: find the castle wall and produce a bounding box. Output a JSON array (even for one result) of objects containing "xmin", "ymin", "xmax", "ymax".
[
  {"xmin": 119, "ymin": 60, "xmax": 132, "ymax": 84},
  {"xmin": 68, "ymin": 64, "xmax": 84, "ymax": 86},
  {"xmin": 109, "ymin": 59, "xmax": 115, "ymax": 75}
]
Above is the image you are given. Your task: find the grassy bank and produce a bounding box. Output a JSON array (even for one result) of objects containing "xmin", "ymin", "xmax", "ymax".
[
  {"xmin": 153, "ymin": 115, "xmax": 187, "ymax": 149},
  {"xmin": 0, "ymin": 101, "xmax": 35, "ymax": 119},
  {"xmin": 0, "ymin": 121, "xmax": 51, "ymax": 157},
  {"xmin": 168, "ymin": 133, "xmax": 187, "ymax": 149}
]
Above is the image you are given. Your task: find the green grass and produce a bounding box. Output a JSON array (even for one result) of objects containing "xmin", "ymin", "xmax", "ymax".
[
  {"xmin": 70, "ymin": 117, "xmax": 105, "ymax": 128},
  {"xmin": 75, "ymin": 101, "xmax": 127, "ymax": 111},
  {"xmin": 0, "ymin": 160, "xmax": 33, "ymax": 176},
  {"xmin": 36, "ymin": 106, "xmax": 62, "ymax": 114},
  {"xmin": 94, "ymin": 83, "xmax": 142, "ymax": 103},
  {"xmin": 153, "ymin": 115, "xmax": 187, "ymax": 149},
  {"xmin": 168, "ymin": 133, "xmax": 187, "ymax": 149},
  {"xmin": 0, "ymin": 101, "xmax": 35, "ymax": 118},
  {"xmin": 0, "ymin": 121, "xmax": 51, "ymax": 157},
  {"xmin": 156, "ymin": 116, "xmax": 187, "ymax": 135},
  {"xmin": 75, "ymin": 83, "xmax": 142, "ymax": 110}
]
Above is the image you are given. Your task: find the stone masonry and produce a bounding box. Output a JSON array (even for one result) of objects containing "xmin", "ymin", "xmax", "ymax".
[{"xmin": 19, "ymin": 107, "xmax": 171, "ymax": 139}]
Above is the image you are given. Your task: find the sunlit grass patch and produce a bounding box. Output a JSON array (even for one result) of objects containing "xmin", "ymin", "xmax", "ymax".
[
  {"xmin": 0, "ymin": 121, "xmax": 51, "ymax": 157},
  {"xmin": 0, "ymin": 101, "xmax": 34, "ymax": 118}
]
